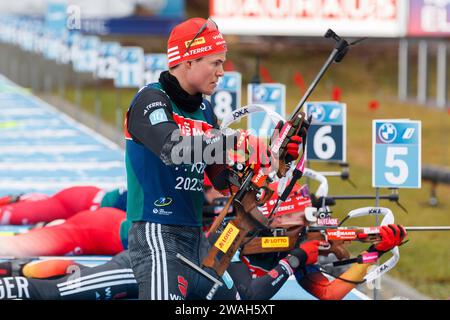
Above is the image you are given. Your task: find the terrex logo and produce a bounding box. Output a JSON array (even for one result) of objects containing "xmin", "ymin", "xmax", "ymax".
[{"xmin": 154, "ymin": 197, "xmax": 172, "ymax": 207}]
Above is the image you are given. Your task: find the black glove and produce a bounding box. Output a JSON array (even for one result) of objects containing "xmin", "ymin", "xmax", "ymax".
[
  {"xmin": 309, "ymin": 193, "xmax": 336, "ymax": 209},
  {"xmin": 284, "ymin": 240, "xmax": 320, "ymax": 269}
]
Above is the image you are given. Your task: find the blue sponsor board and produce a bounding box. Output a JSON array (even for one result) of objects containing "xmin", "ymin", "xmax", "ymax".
[
  {"xmin": 305, "ymin": 102, "xmax": 347, "ymax": 162},
  {"xmin": 45, "ymin": 1, "xmax": 67, "ymax": 38},
  {"xmin": 114, "ymin": 47, "xmax": 145, "ymax": 88},
  {"xmin": 55, "ymin": 30, "xmax": 72, "ymax": 65},
  {"xmin": 247, "ymin": 83, "xmax": 285, "ymax": 136},
  {"xmin": 211, "ymin": 72, "xmax": 241, "ymax": 121},
  {"xmin": 96, "ymin": 42, "xmax": 121, "ymax": 79},
  {"xmin": 73, "ymin": 36, "xmax": 101, "ymax": 73},
  {"xmin": 76, "ymin": 1, "xmax": 185, "ymax": 35},
  {"xmin": 373, "ymin": 120, "xmax": 421, "ymax": 188},
  {"xmin": 43, "ymin": 2, "xmax": 66, "ymax": 61},
  {"xmin": 77, "ymin": 17, "xmax": 183, "ymax": 36},
  {"xmin": 143, "ymin": 54, "xmax": 168, "ymax": 85}
]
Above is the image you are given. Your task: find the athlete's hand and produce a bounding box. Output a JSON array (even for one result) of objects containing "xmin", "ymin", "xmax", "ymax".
[
  {"xmin": 284, "ymin": 135, "xmax": 302, "ymax": 163},
  {"xmin": 299, "ymin": 240, "xmax": 320, "ymax": 265},
  {"xmin": 272, "ymin": 120, "xmax": 303, "ymax": 164},
  {"xmin": 284, "ymin": 240, "xmax": 321, "ymax": 270},
  {"xmin": 229, "ymin": 129, "xmax": 271, "ymax": 172},
  {"xmin": 368, "ymin": 224, "xmax": 407, "ymax": 255}
]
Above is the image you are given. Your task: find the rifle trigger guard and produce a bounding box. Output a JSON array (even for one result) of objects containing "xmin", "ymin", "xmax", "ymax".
[{"xmin": 319, "ymin": 242, "xmax": 331, "ymax": 251}]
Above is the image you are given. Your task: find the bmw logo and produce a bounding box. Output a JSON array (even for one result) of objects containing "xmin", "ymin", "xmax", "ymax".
[
  {"xmin": 254, "ymin": 87, "xmax": 267, "ymax": 102},
  {"xmin": 378, "ymin": 123, "xmax": 397, "ymax": 143},
  {"xmin": 309, "ymin": 105, "xmax": 326, "ymax": 122}
]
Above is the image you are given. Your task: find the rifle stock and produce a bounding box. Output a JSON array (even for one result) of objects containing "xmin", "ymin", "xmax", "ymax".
[
  {"xmin": 202, "ymin": 184, "xmax": 273, "ymax": 277},
  {"xmin": 240, "ymin": 224, "xmax": 351, "ymax": 260}
]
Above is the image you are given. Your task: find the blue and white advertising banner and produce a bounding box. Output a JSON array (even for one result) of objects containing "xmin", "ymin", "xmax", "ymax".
[
  {"xmin": 96, "ymin": 42, "xmax": 121, "ymax": 80},
  {"xmin": 114, "ymin": 47, "xmax": 145, "ymax": 88},
  {"xmin": 56, "ymin": 31, "xmax": 72, "ymax": 65},
  {"xmin": 73, "ymin": 36, "xmax": 101, "ymax": 73},
  {"xmin": 45, "ymin": 1, "xmax": 67, "ymax": 38},
  {"xmin": 143, "ymin": 54, "xmax": 167, "ymax": 85},
  {"xmin": 373, "ymin": 120, "xmax": 421, "ymax": 188},
  {"xmin": 43, "ymin": 32, "xmax": 62, "ymax": 61}
]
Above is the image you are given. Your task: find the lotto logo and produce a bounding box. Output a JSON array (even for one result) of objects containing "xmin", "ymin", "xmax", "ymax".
[
  {"xmin": 214, "ymin": 223, "xmax": 240, "ymax": 253},
  {"xmin": 261, "ymin": 237, "xmax": 289, "ymax": 248}
]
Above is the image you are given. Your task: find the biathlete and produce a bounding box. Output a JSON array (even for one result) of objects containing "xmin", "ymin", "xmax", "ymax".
[{"xmin": 0, "ymin": 186, "xmax": 126, "ymax": 225}]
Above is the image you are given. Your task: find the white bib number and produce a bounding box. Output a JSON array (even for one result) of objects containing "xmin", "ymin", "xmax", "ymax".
[{"xmin": 175, "ymin": 176, "xmax": 203, "ymax": 191}]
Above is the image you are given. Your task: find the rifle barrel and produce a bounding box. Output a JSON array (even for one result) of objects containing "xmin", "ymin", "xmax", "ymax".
[
  {"xmin": 331, "ymin": 195, "xmax": 394, "ymax": 200},
  {"xmin": 291, "ymin": 48, "xmax": 338, "ymax": 120},
  {"xmin": 307, "ymin": 226, "xmax": 450, "ymax": 232},
  {"xmin": 405, "ymin": 226, "xmax": 450, "ymax": 231},
  {"xmin": 317, "ymin": 171, "xmax": 342, "ymax": 177}
]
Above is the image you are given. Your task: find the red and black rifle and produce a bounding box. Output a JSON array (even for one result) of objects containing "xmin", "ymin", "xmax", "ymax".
[{"xmin": 268, "ymin": 30, "xmax": 365, "ymax": 220}]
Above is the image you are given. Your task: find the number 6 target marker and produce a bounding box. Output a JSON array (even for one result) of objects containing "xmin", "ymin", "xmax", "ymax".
[{"xmin": 305, "ymin": 102, "xmax": 346, "ymax": 162}]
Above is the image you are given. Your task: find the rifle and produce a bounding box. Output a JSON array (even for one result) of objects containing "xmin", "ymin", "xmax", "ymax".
[
  {"xmin": 202, "ymin": 29, "xmax": 359, "ymax": 278},
  {"xmin": 267, "ymin": 30, "xmax": 364, "ymax": 220},
  {"xmin": 240, "ymin": 205, "xmax": 450, "ymax": 282}
]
